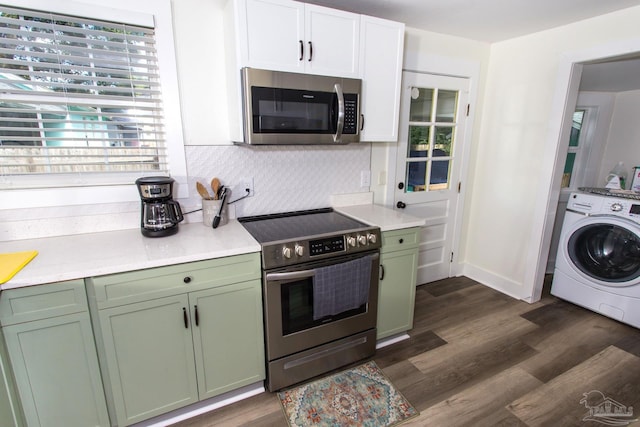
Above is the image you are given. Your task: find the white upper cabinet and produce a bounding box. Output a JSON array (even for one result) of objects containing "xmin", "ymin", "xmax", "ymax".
[
  {"xmin": 303, "ymin": 4, "xmax": 360, "ymax": 78},
  {"xmin": 235, "ymin": 0, "xmax": 305, "ymax": 73},
  {"xmin": 358, "ymin": 16, "xmax": 405, "ymax": 142},
  {"xmin": 225, "ymin": 0, "xmax": 405, "ymax": 143},
  {"xmin": 232, "ymin": 0, "xmax": 359, "ymax": 78}
]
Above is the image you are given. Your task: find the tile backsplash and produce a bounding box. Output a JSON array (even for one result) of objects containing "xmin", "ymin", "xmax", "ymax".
[
  {"xmin": 184, "ymin": 144, "xmax": 372, "ymax": 218},
  {"xmin": 1, "ymin": 144, "xmax": 372, "ymax": 241}
]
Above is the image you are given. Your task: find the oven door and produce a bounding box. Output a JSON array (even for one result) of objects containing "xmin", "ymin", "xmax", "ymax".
[{"xmin": 263, "ymin": 251, "xmax": 379, "ymax": 361}]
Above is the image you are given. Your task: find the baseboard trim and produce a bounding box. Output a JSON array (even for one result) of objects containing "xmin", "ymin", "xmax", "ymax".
[
  {"xmin": 376, "ymin": 333, "xmax": 410, "ymax": 349},
  {"xmin": 135, "ymin": 382, "xmax": 265, "ymax": 427},
  {"xmin": 462, "ymin": 263, "xmax": 529, "ymax": 302}
]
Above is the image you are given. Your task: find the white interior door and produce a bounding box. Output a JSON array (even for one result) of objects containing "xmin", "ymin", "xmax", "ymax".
[{"xmin": 395, "ymin": 72, "xmax": 470, "ymax": 285}]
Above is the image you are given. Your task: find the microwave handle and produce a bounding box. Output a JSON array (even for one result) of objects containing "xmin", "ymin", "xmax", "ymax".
[{"xmin": 333, "ymin": 83, "xmax": 345, "ymax": 142}]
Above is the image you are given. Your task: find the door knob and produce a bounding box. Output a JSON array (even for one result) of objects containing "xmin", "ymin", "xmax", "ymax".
[{"xmin": 397, "ymin": 201, "xmax": 406, "ymax": 209}]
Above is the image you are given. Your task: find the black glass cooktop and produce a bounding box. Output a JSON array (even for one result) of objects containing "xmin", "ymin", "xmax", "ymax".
[{"xmin": 238, "ymin": 208, "xmax": 370, "ymax": 243}]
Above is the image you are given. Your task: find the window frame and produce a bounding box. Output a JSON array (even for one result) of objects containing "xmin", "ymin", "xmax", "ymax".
[{"xmin": 0, "ymin": 0, "xmax": 188, "ymax": 209}]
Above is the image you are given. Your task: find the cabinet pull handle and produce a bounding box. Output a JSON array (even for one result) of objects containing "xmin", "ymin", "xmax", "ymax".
[
  {"xmin": 308, "ymin": 41, "xmax": 313, "ymax": 61},
  {"xmin": 380, "ymin": 264, "xmax": 385, "ymax": 281},
  {"xmin": 194, "ymin": 305, "xmax": 199, "ymax": 326},
  {"xmin": 360, "ymin": 114, "xmax": 364, "ymax": 131},
  {"xmin": 183, "ymin": 307, "xmax": 188, "ymax": 329},
  {"xmin": 299, "ymin": 40, "xmax": 304, "ymax": 61}
]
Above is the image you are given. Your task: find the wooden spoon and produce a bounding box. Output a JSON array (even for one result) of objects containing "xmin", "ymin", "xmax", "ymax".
[
  {"xmin": 196, "ymin": 181, "xmax": 212, "ymax": 199},
  {"xmin": 211, "ymin": 177, "xmax": 221, "ymax": 200}
]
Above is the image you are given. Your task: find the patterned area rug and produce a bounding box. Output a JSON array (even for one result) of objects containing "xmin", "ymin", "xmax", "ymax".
[{"xmin": 277, "ymin": 361, "xmax": 418, "ymax": 426}]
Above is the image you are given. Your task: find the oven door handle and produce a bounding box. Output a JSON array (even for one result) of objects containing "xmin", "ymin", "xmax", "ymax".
[
  {"xmin": 266, "ymin": 270, "xmax": 315, "ymax": 281},
  {"xmin": 266, "ymin": 253, "xmax": 379, "ymax": 282}
]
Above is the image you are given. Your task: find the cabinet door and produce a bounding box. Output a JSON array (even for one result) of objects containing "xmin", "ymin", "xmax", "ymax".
[
  {"xmin": 98, "ymin": 295, "xmax": 198, "ymax": 426},
  {"xmin": 190, "ymin": 279, "xmax": 265, "ymax": 400},
  {"xmin": 239, "ymin": 0, "xmax": 305, "ymax": 73},
  {"xmin": 359, "ymin": 16, "xmax": 405, "ymax": 141},
  {"xmin": 377, "ymin": 248, "xmax": 418, "ymax": 340},
  {"xmin": 3, "ymin": 313, "xmax": 109, "ymax": 427},
  {"xmin": 304, "ymin": 4, "xmax": 360, "ymax": 78}
]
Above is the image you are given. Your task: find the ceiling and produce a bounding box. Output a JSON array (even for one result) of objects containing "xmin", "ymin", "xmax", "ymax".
[{"xmin": 304, "ymin": 0, "xmax": 640, "ymax": 43}]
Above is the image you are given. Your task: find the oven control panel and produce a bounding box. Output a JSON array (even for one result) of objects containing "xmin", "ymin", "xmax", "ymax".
[
  {"xmin": 263, "ymin": 229, "xmax": 381, "ymax": 269},
  {"xmin": 310, "ymin": 236, "xmax": 345, "ymax": 256}
]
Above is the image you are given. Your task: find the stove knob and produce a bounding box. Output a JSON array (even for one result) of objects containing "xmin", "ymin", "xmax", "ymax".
[
  {"xmin": 367, "ymin": 233, "xmax": 377, "ymax": 244},
  {"xmin": 295, "ymin": 244, "xmax": 304, "ymax": 257},
  {"xmin": 358, "ymin": 235, "xmax": 367, "ymax": 246},
  {"xmin": 282, "ymin": 246, "xmax": 292, "ymax": 259},
  {"xmin": 347, "ymin": 236, "xmax": 357, "ymax": 247}
]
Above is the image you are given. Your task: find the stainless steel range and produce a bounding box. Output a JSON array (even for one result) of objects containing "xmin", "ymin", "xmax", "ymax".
[{"xmin": 238, "ymin": 208, "xmax": 381, "ymax": 391}]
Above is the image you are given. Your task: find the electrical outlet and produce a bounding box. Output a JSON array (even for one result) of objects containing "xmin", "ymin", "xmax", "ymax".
[
  {"xmin": 236, "ymin": 177, "xmax": 254, "ymax": 197},
  {"xmin": 360, "ymin": 170, "xmax": 371, "ymax": 187}
]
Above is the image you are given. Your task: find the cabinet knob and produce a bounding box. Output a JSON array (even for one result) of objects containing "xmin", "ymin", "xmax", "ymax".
[
  {"xmin": 183, "ymin": 276, "xmax": 192, "ymax": 284},
  {"xmin": 399, "ymin": 238, "xmax": 404, "ymax": 244},
  {"xmin": 397, "ymin": 201, "xmax": 406, "ymax": 209}
]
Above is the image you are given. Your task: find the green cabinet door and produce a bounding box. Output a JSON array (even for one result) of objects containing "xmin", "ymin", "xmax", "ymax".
[
  {"xmin": 3, "ymin": 312, "xmax": 109, "ymax": 427},
  {"xmin": 377, "ymin": 228, "xmax": 420, "ymax": 340},
  {"xmin": 190, "ymin": 279, "xmax": 265, "ymax": 399},
  {"xmin": 0, "ymin": 332, "xmax": 23, "ymax": 427},
  {"xmin": 98, "ymin": 295, "xmax": 198, "ymax": 426}
]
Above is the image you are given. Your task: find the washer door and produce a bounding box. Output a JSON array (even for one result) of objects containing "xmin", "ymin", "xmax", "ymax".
[{"xmin": 566, "ymin": 216, "xmax": 640, "ymax": 285}]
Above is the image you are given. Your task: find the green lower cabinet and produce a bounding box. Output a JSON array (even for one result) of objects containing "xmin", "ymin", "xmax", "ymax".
[
  {"xmin": 3, "ymin": 313, "xmax": 110, "ymax": 427},
  {"xmin": 377, "ymin": 228, "xmax": 420, "ymax": 340},
  {"xmin": 88, "ymin": 254, "xmax": 266, "ymax": 426},
  {"xmin": 190, "ymin": 280, "xmax": 265, "ymax": 400},
  {"xmin": 0, "ymin": 331, "xmax": 24, "ymax": 427},
  {"xmin": 0, "ymin": 280, "xmax": 109, "ymax": 427},
  {"xmin": 98, "ymin": 295, "xmax": 199, "ymax": 426}
]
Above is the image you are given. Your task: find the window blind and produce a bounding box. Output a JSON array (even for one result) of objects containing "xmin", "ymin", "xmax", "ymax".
[{"xmin": 0, "ymin": 5, "xmax": 167, "ymax": 189}]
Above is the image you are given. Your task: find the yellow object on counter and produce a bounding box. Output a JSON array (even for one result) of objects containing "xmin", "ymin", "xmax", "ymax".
[{"xmin": 0, "ymin": 250, "xmax": 38, "ymax": 284}]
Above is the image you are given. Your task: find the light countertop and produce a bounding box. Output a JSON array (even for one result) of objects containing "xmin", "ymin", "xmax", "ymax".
[
  {"xmin": 336, "ymin": 204, "xmax": 425, "ymax": 231},
  {"xmin": 1, "ymin": 204, "xmax": 422, "ymax": 290},
  {"xmin": 1, "ymin": 220, "xmax": 261, "ymax": 290}
]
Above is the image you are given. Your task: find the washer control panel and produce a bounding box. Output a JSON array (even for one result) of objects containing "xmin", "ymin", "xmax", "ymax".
[{"xmin": 569, "ymin": 192, "xmax": 640, "ymax": 222}]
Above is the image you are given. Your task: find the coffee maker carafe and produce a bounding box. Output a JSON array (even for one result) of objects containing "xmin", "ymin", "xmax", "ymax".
[{"xmin": 135, "ymin": 176, "xmax": 184, "ymax": 237}]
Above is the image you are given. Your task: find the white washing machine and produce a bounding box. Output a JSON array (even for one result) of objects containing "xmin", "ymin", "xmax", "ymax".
[{"xmin": 552, "ymin": 190, "xmax": 640, "ymax": 329}]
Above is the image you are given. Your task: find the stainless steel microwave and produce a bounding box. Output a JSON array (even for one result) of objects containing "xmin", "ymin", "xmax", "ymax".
[{"xmin": 238, "ymin": 68, "xmax": 362, "ymax": 145}]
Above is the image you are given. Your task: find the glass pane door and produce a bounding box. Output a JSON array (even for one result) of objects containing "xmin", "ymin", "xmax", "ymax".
[{"xmin": 405, "ymin": 87, "xmax": 458, "ymax": 192}]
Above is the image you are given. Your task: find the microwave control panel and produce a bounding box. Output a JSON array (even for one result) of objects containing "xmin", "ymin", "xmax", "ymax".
[{"xmin": 343, "ymin": 94, "xmax": 358, "ymax": 135}]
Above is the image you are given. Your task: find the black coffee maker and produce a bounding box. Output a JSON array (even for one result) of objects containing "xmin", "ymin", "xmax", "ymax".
[{"xmin": 135, "ymin": 176, "xmax": 184, "ymax": 237}]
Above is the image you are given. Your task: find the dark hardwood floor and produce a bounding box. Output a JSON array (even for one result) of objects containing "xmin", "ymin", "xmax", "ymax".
[{"xmin": 175, "ymin": 276, "xmax": 640, "ymax": 426}]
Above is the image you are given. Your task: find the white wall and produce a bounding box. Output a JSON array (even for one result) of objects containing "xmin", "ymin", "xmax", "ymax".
[
  {"xmin": 599, "ymin": 90, "xmax": 640, "ymax": 186},
  {"xmin": 0, "ymin": 0, "xmax": 372, "ymax": 241},
  {"xmin": 463, "ymin": 6, "xmax": 640, "ymax": 301}
]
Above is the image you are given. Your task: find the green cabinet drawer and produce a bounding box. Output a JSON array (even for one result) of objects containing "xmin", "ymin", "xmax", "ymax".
[
  {"xmin": 87, "ymin": 252, "xmax": 261, "ymax": 308},
  {"xmin": 380, "ymin": 227, "xmax": 420, "ymax": 253},
  {"xmin": 0, "ymin": 280, "xmax": 87, "ymax": 326}
]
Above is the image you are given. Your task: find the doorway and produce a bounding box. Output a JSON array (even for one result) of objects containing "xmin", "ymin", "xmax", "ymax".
[
  {"xmin": 394, "ymin": 71, "xmax": 470, "ymax": 285},
  {"xmin": 535, "ymin": 49, "xmax": 640, "ymax": 301}
]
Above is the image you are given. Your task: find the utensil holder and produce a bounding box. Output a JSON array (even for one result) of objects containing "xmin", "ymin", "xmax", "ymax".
[{"xmin": 202, "ymin": 199, "xmax": 228, "ymax": 227}]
